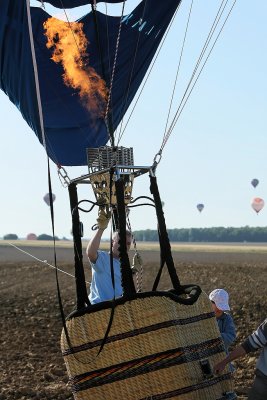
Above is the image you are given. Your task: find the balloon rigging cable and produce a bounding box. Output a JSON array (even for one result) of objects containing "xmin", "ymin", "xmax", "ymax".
[{"xmin": 7, "ymin": 242, "xmax": 89, "ymax": 282}]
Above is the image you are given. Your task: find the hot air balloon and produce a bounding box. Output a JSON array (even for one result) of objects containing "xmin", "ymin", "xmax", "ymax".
[
  {"xmin": 43, "ymin": 193, "xmax": 56, "ymax": 206},
  {"xmin": 251, "ymin": 178, "xmax": 259, "ymax": 188},
  {"xmin": 251, "ymin": 197, "xmax": 264, "ymax": 214},
  {"xmin": 27, "ymin": 233, "xmax": 37, "ymax": 240},
  {"xmin": 0, "ymin": 0, "xmax": 181, "ymax": 166},
  {"xmin": 0, "ymin": 2, "xmax": 237, "ymax": 399},
  {"xmin": 197, "ymin": 203, "xmax": 204, "ymax": 213}
]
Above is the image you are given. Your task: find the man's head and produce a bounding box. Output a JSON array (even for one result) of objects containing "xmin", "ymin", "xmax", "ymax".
[{"xmin": 112, "ymin": 230, "xmax": 132, "ymax": 258}]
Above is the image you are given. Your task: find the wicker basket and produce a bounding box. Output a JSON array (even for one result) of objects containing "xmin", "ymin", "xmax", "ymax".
[
  {"xmin": 61, "ymin": 289, "xmax": 236, "ymax": 400},
  {"xmin": 64, "ymin": 175, "xmax": 236, "ymax": 399}
]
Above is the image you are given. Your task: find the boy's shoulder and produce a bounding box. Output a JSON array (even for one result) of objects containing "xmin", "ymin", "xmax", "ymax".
[{"xmin": 220, "ymin": 312, "xmax": 234, "ymax": 321}]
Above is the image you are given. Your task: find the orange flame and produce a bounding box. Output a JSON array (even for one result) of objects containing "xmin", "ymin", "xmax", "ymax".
[{"xmin": 44, "ymin": 18, "xmax": 108, "ymax": 118}]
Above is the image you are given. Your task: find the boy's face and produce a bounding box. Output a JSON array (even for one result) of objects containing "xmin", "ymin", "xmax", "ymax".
[{"xmin": 211, "ymin": 301, "xmax": 223, "ymax": 317}]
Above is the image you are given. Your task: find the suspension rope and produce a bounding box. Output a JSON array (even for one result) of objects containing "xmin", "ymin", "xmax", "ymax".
[
  {"xmin": 163, "ymin": 0, "xmax": 194, "ymax": 139},
  {"xmin": 90, "ymin": 1, "xmax": 115, "ymax": 140},
  {"xmin": 103, "ymin": 3, "xmax": 114, "ymax": 127},
  {"xmin": 27, "ymin": 1, "xmax": 79, "ymax": 345},
  {"xmin": 161, "ymin": 0, "xmax": 229, "ymax": 149},
  {"xmin": 158, "ymin": 0, "xmax": 237, "ymax": 155},
  {"xmin": 57, "ymin": 0, "xmax": 126, "ymax": 148},
  {"xmin": 116, "ymin": 0, "xmax": 149, "ymax": 146},
  {"xmin": 104, "ymin": 1, "xmax": 127, "ymax": 147},
  {"xmin": 58, "ymin": 0, "xmax": 88, "ymax": 65},
  {"xmin": 26, "ymin": 0, "xmax": 47, "ymax": 153},
  {"xmin": 7, "ymin": 242, "xmax": 90, "ymax": 283},
  {"xmin": 28, "ymin": 0, "xmax": 84, "ymax": 165},
  {"xmin": 29, "ymin": 0, "xmax": 103, "ymax": 165},
  {"xmin": 164, "ymin": 0, "xmax": 237, "ymax": 144},
  {"xmin": 118, "ymin": 5, "xmax": 180, "ymax": 140}
]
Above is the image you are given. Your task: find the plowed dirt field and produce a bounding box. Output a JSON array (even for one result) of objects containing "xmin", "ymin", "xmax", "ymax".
[{"xmin": 1, "ymin": 242, "xmax": 266, "ymax": 399}]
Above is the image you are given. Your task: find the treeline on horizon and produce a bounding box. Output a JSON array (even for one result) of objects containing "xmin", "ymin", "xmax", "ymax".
[
  {"xmin": 133, "ymin": 226, "xmax": 267, "ymax": 242},
  {"xmin": 2, "ymin": 233, "xmax": 61, "ymax": 241},
  {"xmin": 3, "ymin": 226, "xmax": 267, "ymax": 242}
]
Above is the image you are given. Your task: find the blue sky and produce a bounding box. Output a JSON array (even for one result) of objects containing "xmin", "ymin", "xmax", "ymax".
[{"xmin": 0, "ymin": 0, "xmax": 266, "ymax": 239}]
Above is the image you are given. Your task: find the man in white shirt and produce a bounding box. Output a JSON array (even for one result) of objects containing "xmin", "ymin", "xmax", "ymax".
[{"xmin": 86, "ymin": 207, "xmax": 132, "ymax": 304}]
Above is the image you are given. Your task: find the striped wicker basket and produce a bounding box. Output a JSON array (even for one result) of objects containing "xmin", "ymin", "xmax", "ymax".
[
  {"xmin": 64, "ymin": 176, "xmax": 236, "ymax": 399},
  {"xmin": 61, "ymin": 288, "xmax": 236, "ymax": 400}
]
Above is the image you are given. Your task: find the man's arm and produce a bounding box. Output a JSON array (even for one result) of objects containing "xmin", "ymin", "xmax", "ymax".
[
  {"xmin": 86, "ymin": 207, "xmax": 111, "ymax": 263},
  {"xmin": 213, "ymin": 345, "xmax": 246, "ymax": 374},
  {"xmin": 86, "ymin": 228, "xmax": 105, "ymax": 263}
]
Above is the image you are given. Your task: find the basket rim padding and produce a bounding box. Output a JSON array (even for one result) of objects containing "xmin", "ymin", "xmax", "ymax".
[{"xmin": 66, "ymin": 284, "xmax": 202, "ymax": 320}]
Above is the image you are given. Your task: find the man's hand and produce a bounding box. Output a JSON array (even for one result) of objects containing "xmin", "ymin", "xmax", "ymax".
[
  {"xmin": 97, "ymin": 206, "xmax": 111, "ymax": 230},
  {"xmin": 214, "ymin": 345, "xmax": 246, "ymax": 375}
]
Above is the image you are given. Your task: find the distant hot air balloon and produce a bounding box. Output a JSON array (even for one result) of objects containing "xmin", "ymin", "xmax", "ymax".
[
  {"xmin": 197, "ymin": 203, "xmax": 204, "ymax": 213},
  {"xmin": 251, "ymin": 178, "xmax": 259, "ymax": 188},
  {"xmin": 251, "ymin": 197, "xmax": 264, "ymax": 214},
  {"xmin": 27, "ymin": 233, "xmax": 37, "ymax": 240},
  {"xmin": 43, "ymin": 193, "xmax": 56, "ymax": 206}
]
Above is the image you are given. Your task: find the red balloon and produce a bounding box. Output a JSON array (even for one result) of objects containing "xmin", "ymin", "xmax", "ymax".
[
  {"xmin": 27, "ymin": 233, "xmax": 37, "ymax": 240},
  {"xmin": 251, "ymin": 197, "xmax": 264, "ymax": 214}
]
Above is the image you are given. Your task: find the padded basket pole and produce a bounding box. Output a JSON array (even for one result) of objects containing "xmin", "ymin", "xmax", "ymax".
[
  {"xmin": 115, "ymin": 177, "xmax": 136, "ymax": 296},
  {"xmin": 69, "ymin": 183, "xmax": 89, "ymax": 310}
]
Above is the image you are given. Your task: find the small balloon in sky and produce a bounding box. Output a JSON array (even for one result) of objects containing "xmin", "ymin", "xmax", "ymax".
[
  {"xmin": 251, "ymin": 178, "xmax": 259, "ymax": 188},
  {"xmin": 197, "ymin": 203, "xmax": 204, "ymax": 213},
  {"xmin": 43, "ymin": 193, "xmax": 56, "ymax": 206},
  {"xmin": 251, "ymin": 197, "xmax": 264, "ymax": 214}
]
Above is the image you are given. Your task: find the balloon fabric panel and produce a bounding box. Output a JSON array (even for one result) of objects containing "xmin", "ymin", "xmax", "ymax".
[{"xmin": 0, "ymin": 0, "xmax": 181, "ymax": 166}]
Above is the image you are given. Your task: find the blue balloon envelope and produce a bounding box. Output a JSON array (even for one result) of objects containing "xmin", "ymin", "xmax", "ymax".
[{"xmin": 0, "ymin": 0, "xmax": 181, "ymax": 166}]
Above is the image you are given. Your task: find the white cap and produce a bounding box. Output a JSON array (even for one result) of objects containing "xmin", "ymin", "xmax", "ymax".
[{"xmin": 209, "ymin": 289, "xmax": 230, "ymax": 311}]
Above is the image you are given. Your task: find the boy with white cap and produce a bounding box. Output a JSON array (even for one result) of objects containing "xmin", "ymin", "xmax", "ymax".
[{"xmin": 209, "ymin": 288, "xmax": 236, "ymax": 355}]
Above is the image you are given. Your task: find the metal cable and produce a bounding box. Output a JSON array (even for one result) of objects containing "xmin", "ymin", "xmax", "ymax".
[
  {"xmin": 159, "ymin": 0, "xmax": 237, "ymax": 153},
  {"xmin": 7, "ymin": 243, "xmax": 90, "ymax": 283},
  {"xmin": 161, "ymin": 0, "xmax": 229, "ymax": 150},
  {"xmin": 104, "ymin": 1, "xmax": 127, "ymax": 147},
  {"xmin": 162, "ymin": 0, "xmax": 194, "ymax": 140},
  {"xmin": 118, "ymin": 5, "xmax": 180, "ymax": 140},
  {"xmin": 116, "ymin": 0, "xmax": 149, "ymax": 145}
]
